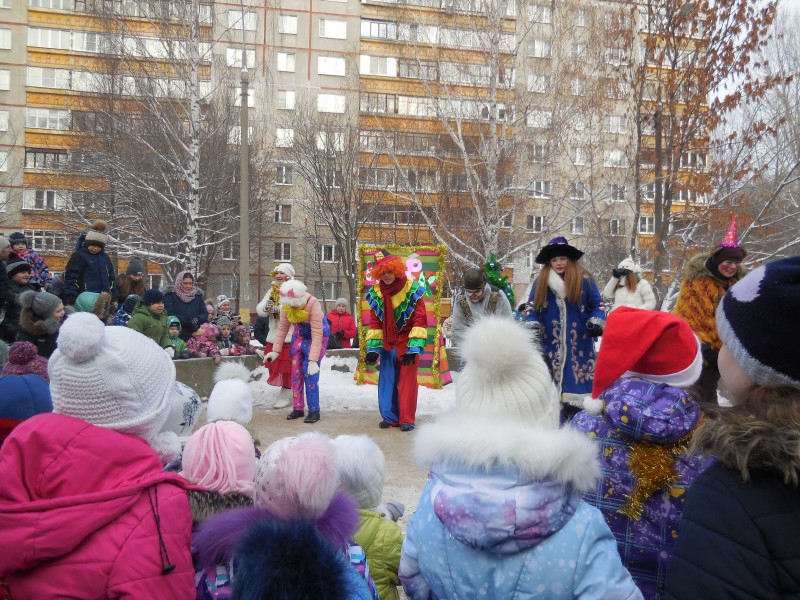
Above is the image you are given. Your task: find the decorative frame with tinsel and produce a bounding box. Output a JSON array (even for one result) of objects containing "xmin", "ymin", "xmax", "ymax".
[{"xmin": 355, "ymin": 244, "xmax": 452, "ymax": 389}]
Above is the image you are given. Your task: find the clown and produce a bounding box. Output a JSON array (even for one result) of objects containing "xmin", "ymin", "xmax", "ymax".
[
  {"xmin": 265, "ymin": 280, "xmax": 329, "ymax": 424},
  {"xmin": 365, "ymin": 249, "xmax": 428, "ymax": 432}
]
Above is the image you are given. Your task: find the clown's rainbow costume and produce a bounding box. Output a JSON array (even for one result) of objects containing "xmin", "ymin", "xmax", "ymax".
[{"xmin": 366, "ymin": 250, "xmax": 428, "ymax": 430}]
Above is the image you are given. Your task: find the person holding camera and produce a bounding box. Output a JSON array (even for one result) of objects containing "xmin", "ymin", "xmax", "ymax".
[
  {"xmin": 525, "ymin": 237, "xmax": 605, "ymax": 423},
  {"xmin": 603, "ymin": 258, "xmax": 656, "ymax": 312}
]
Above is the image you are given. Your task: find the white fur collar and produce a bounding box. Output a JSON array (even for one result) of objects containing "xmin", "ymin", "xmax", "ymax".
[
  {"xmin": 547, "ymin": 269, "xmax": 566, "ymax": 299},
  {"xmin": 414, "ymin": 413, "xmax": 600, "ymax": 493}
]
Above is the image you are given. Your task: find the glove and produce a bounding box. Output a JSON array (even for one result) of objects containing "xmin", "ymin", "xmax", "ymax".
[
  {"xmin": 255, "ymin": 349, "xmax": 265, "ymax": 359},
  {"xmin": 400, "ymin": 353, "xmax": 417, "ymax": 366},
  {"xmin": 333, "ymin": 330, "xmax": 344, "ymax": 339},
  {"xmin": 307, "ymin": 361, "xmax": 320, "ymax": 376},
  {"xmin": 219, "ymin": 348, "xmax": 230, "ymax": 356},
  {"xmin": 586, "ymin": 321, "xmax": 604, "ymax": 338},
  {"xmin": 611, "ymin": 268, "xmax": 623, "ymax": 278},
  {"xmin": 191, "ymin": 317, "xmax": 200, "ymax": 329},
  {"xmin": 164, "ymin": 346, "xmax": 175, "ymax": 357},
  {"xmin": 365, "ymin": 352, "xmax": 379, "ymax": 365},
  {"xmin": 265, "ymin": 351, "xmax": 279, "ymax": 362}
]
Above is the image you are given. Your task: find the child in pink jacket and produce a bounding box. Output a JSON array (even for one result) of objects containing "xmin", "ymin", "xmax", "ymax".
[{"xmin": 0, "ymin": 313, "xmax": 195, "ymax": 598}]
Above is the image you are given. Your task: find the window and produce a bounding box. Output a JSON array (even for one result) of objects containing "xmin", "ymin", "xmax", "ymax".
[
  {"xmin": 603, "ymin": 149, "xmax": 628, "ymax": 168},
  {"xmin": 571, "ymin": 216, "xmax": 585, "ymax": 235},
  {"xmin": 279, "ymin": 15, "xmax": 297, "ymax": 34},
  {"xmin": 398, "ymin": 59, "xmax": 437, "ymax": 80},
  {"xmin": 219, "ymin": 279, "xmax": 236, "ymax": 298},
  {"xmin": 228, "ymin": 10, "xmax": 257, "ymax": 31},
  {"xmin": 0, "ymin": 28, "xmax": 10, "ymax": 50},
  {"xmin": 526, "ymin": 215, "xmax": 544, "ymax": 232},
  {"xmin": 275, "ymin": 204, "xmax": 292, "ymax": 223},
  {"xmin": 608, "ymin": 219, "xmax": 625, "ymax": 236},
  {"xmin": 25, "ymin": 149, "xmax": 67, "ymax": 169},
  {"xmin": 316, "ymin": 131, "xmax": 345, "ymax": 152},
  {"xmin": 316, "ymin": 243, "xmax": 340, "ymax": 262},
  {"xmin": 0, "ymin": 151, "xmax": 7, "ymax": 172},
  {"xmin": 500, "ymin": 213, "xmax": 512, "ymax": 228},
  {"xmin": 526, "ymin": 110, "xmax": 551, "ymax": 129},
  {"xmin": 528, "ymin": 144, "xmax": 549, "ymax": 163},
  {"xmin": 680, "ymin": 151, "xmax": 707, "ymax": 170},
  {"xmin": 610, "ymin": 184, "xmax": 626, "ymax": 202},
  {"xmin": 572, "ymin": 116, "xmax": 586, "ymax": 131},
  {"xmin": 676, "ymin": 189, "xmax": 704, "ymax": 204},
  {"xmin": 529, "ymin": 4, "xmax": 551, "ymax": 23},
  {"xmin": 360, "ymin": 131, "xmax": 395, "ymax": 152},
  {"xmin": 0, "ymin": 69, "xmax": 10, "ymax": 90},
  {"xmin": 318, "ymin": 56, "xmax": 346, "ymax": 76},
  {"xmin": 403, "ymin": 169, "xmax": 437, "ymax": 192},
  {"xmin": 573, "ymin": 8, "xmax": 587, "ymax": 27},
  {"xmin": 642, "ymin": 182, "xmax": 656, "ymax": 201},
  {"xmin": 570, "ymin": 43, "xmax": 586, "ymax": 60},
  {"xmin": 527, "ymin": 73, "xmax": 550, "ymax": 94},
  {"xmin": 317, "ymin": 93, "xmax": 346, "ymax": 113},
  {"xmin": 0, "ymin": 190, "xmax": 6, "ymax": 212},
  {"xmin": 275, "ymin": 128, "xmax": 294, "ymax": 148},
  {"xmin": 604, "ymin": 114, "xmax": 628, "ymax": 134},
  {"xmin": 571, "ymin": 146, "xmax": 587, "ymax": 166},
  {"xmin": 639, "ymin": 216, "xmax": 655, "ymax": 234},
  {"xmin": 315, "ymin": 281, "xmax": 341, "ymax": 301},
  {"xmin": 604, "ymin": 46, "xmax": 628, "ymax": 66},
  {"xmin": 360, "ymin": 92, "xmax": 397, "ymax": 114},
  {"xmin": 276, "ymin": 165, "xmax": 293, "ymax": 185},
  {"xmin": 530, "ymin": 180, "xmax": 551, "ymax": 197},
  {"xmin": 277, "ymin": 89, "xmax": 296, "ymax": 110},
  {"xmin": 70, "ymin": 190, "xmax": 111, "ymax": 212},
  {"xmin": 529, "ymin": 39, "xmax": 552, "ymax": 58},
  {"xmin": 570, "ymin": 78, "xmax": 586, "ymax": 96},
  {"xmin": 360, "ymin": 167, "xmax": 396, "ymax": 188},
  {"xmin": 361, "ymin": 20, "xmax": 397, "ymax": 40},
  {"xmin": 22, "ymin": 188, "xmax": 66, "ymax": 210},
  {"xmin": 0, "ymin": 110, "xmax": 9, "ymax": 131},
  {"xmin": 277, "ymin": 52, "xmax": 296, "ymax": 72},
  {"xmin": 570, "ymin": 182, "xmax": 585, "ymax": 200},
  {"xmin": 319, "ymin": 18, "xmax": 347, "ymax": 39},
  {"xmin": 221, "ymin": 238, "xmax": 237, "ymax": 260},
  {"xmin": 360, "ymin": 55, "xmax": 397, "ymax": 77},
  {"xmin": 26, "ymin": 66, "xmax": 70, "ymax": 89},
  {"xmin": 604, "ymin": 12, "xmax": 632, "ymax": 31},
  {"xmin": 274, "ymin": 242, "xmax": 292, "ymax": 261},
  {"xmin": 226, "ymin": 48, "xmax": 255, "ymax": 67},
  {"xmin": 25, "ymin": 108, "xmax": 68, "ymax": 131},
  {"xmin": 20, "ymin": 229, "xmax": 71, "ymax": 253}
]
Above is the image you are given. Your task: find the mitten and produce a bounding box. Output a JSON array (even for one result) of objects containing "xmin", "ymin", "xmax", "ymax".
[
  {"xmin": 265, "ymin": 351, "xmax": 280, "ymax": 362},
  {"xmin": 191, "ymin": 317, "xmax": 199, "ymax": 328},
  {"xmin": 611, "ymin": 268, "xmax": 623, "ymax": 278},
  {"xmin": 307, "ymin": 361, "xmax": 320, "ymax": 376},
  {"xmin": 164, "ymin": 346, "xmax": 175, "ymax": 358},
  {"xmin": 400, "ymin": 353, "xmax": 417, "ymax": 366},
  {"xmin": 586, "ymin": 320, "xmax": 604, "ymax": 338},
  {"xmin": 365, "ymin": 351, "xmax": 379, "ymax": 365},
  {"xmin": 220, "ymin": 348, "xmax": 230, "ymax": 356}
]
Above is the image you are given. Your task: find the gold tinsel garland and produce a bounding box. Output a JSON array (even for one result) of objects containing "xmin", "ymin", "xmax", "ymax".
[
  {"xmin": 354, "ymin": 244, "xmax": 448, "ymax": 388},
  {"xmin": 619, "ymin": 434, "xmax": 691, "ymax": 521}
]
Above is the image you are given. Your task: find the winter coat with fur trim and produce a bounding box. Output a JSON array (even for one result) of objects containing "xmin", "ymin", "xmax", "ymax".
[
  {"xmin": 399, "ymin": 413, "xmax": 643, "ymax": 600},
  {"xmin": 63, "ymin": 238, "xmax": 117, "ymax": 300},
  {"xmin": 672, "ymin": 253, "xmax": 747, "ymax": 351},
  {"xmin": 525, "ymin": 270, "xmax": 605, "ymax": 400},
  {"xmin": 451, "ymin": 283, "xmax": 514, "ymax": 348},
  {"xmin": 0, "ymin": 413, "xmax": 195, "ymax": 599},
  {"xmin": 602, "ymin": 276, "xmax": 656, "ymax": 312},
  {"xmin": 353, "ymin": 508, "xmax": 403, "ymax": 600},
  {"xmin": 14, "ymin": 303, "xmax": 67, "ymax": 358},
  {"xmin": 572, "ymin": 378, "xmax": 712, "ymax": 600},
  {"xmin": 664, "ymin": 412, "xmax": 800, "ymax": 599}
]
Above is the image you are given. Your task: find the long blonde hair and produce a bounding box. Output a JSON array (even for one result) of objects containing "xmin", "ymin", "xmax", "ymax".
[{"xmin": 532, "ymin": 259, "xmax": 589, "ymax": 308}]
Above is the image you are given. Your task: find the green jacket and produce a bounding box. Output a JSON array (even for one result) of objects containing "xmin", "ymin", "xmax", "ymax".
[
  {"xmin": 353, "ymin": 508, "xmax": 403, "ymax": 600},
  {"xmin": 127, "ymin": 304, "xmax": 170, "ymax": 347}
]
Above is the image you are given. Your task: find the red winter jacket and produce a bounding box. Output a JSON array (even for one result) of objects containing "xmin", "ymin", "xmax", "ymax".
[
  {"xmin": 326, "ymin": 309, "xmax": 358, "ymax": 349},
  {"xmin": 0, "ymin": 413, "xmax": 195, "ymax": 599}
]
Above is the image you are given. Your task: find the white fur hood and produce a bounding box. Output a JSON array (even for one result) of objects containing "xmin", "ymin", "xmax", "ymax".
[{"xmin": 414, "ymin": 413, "xmax": 600, "ymax": 494}]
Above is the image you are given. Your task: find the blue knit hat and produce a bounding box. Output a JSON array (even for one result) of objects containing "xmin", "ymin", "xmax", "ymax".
[
  {"xmin": 716, "ymin": 256, "xmax": 800, "ymax": 389},
  {"xmin": 143, "ymin": 288, "xmax": 165, "ymax": 306}
]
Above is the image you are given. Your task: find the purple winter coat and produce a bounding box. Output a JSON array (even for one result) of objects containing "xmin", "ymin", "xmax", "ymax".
[{"xmin": 572, "ymin": 378, "xmax": 713, "ymax": 600}]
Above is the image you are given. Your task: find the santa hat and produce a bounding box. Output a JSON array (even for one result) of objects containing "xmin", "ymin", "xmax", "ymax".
[
  {"xmin": 711, "ymin": 216, "xmax": 747, "ymax": 264},
  {"xmin": 206, "ymin": 362, "xmax": 253, "ymax": 425},
  {"xmin": 592, "ymin": 307, "xmax": 702, "ymax": 400},
  {"xmin": 332, "ymin": 434, "xmax": 386, "ymax": 510},
  {"xmin": 457, "ymin": 316, "xmax": 559, "ymax": 427}
]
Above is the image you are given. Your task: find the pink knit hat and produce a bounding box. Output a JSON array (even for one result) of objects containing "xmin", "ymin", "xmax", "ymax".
[
  {"xmin": 254, "ymin": 432, "xmax": 339, "ymax": 520},
  {"xmin": 182, "ymin": 421, "xmax": 256, "ymax": 496},
  {"xmin": 1, "ymin": 342, "xmax": 49, "ymax": 382}
]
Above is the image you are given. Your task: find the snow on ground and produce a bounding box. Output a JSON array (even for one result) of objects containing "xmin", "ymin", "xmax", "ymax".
[{"xmin": 249, "ymin": 355, "xmax": 457, "ymax": 415}]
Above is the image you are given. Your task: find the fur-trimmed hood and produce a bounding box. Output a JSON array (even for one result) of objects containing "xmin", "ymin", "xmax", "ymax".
[
  {"xmin": 20, "ymin": 306, "xmax": 63, "ymax": 336},
  {"xmin": 413, "ymin": 413, "xmax": 600, "ymax": 553},
  {"xmin": 683, "ymin": 252, "xmax": 748, "ymax": 284},
  {"xmin": 187, "ymin": 488, "xmax": 252, "ymax": 527}
]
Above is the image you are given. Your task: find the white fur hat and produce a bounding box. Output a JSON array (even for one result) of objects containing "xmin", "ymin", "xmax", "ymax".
[
  {"xmin": 206, "ymin": 362, "xmax": 253, "ymax": 425},
  {"xmin": 278, "ymin": 279, "xmax": 308, "ymax": 308},
  {"xmin": 274, "ymin": 263, "xmax": 295, "ymax": 278},
  {"xmin": 617, "ymin": 258, "xmax": 642, "ymax": 275},
  {"xmin": 49, "ymin": 312, "xmax": 176, "ymax": 443},
  {"xmin": 457, "ymin": 316, "xmax": 559, "ymax": 427},
  {"xmin": 332, "ymin": 434, "xmax": 386, "ymax": 510}
]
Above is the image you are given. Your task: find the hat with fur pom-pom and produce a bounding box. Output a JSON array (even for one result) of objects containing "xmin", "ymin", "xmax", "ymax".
[
  {"xmin": 84, "ymin": 220, "xmax": 108, "ymax": 247},
  {"xmin": 255, "ymin": 432, "xmax": 340, "ymax": 520},
  {"xmin": 457, "ymin": 316, "xmax": 559, "ymax": 427},
  {"xmin": 48, "ymin": 312, "xmax": 176, "ymax": 449},
  {"xmin": 332, "ymin": 434, "xmax": 385, "ymax": 510},
  {"xmin": 206, "ymin": 362, "xmax": 253, "ymax": 425},
  {"xmin": 278, "ymin": 279, "xmax": 309, "ymax": 308}
]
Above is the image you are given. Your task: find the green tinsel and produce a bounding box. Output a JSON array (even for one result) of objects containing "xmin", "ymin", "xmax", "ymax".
[{"xmin": 484, "ymin": 253, "xmax": 515, "ymax": 307}]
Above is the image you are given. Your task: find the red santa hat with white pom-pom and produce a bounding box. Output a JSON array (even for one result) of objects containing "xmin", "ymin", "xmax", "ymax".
[{"xmin": 587, "ymin": 307, "xmax": 703, "ymax": 413}]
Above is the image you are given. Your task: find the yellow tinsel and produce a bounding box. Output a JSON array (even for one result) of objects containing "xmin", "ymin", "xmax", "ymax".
[
  {"xmin": 281, "ymin": 303, "xmax": 309, "ymax": 323},
  {"xmin": 619, "ymin": 434, "xmax": 691, "ymax": 521}
]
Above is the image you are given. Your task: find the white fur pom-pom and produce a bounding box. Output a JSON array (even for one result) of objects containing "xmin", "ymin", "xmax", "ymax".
[
  {"xmin": 214, "ymin": 360, "xmax": 251, "ymax": 383},
  {"xmin": 150, "ymin": 431, "xmax": 182, "ymax": 464},
  {"xmin": 55, "ymin": 312, "xmax": 106, "ymax": 363},
  {"xmin": 583, "ymin": 397, "xmax": 604, "ymax": 415}
]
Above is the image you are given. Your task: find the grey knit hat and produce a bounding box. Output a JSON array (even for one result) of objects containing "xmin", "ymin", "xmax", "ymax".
[
  {"xmin": 335, "ymin": 298, "xmax": 348, "ymax": 308},
  {"xmin": 19, "ymin": 290, "xmax": 63, "ymax": 320},
  {"xmin": 125, "ymin": 257, "xmax": 144, "ymax": 276},
  {"xmin": 0, "ymin": 236, "xmax": 9, "ymax": 252},
  {"xmin": 0, "ymin": 340, "xmax": 8, "ymax": 369}
]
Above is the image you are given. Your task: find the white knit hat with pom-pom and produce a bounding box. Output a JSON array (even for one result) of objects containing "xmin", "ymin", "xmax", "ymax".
[
  {"xmin": 206, "ymin": 361, "xmax": 253, "ymax": 425},
  {"xmin": 458, "ymin": 316, "xmax": 560, "ymax": 428},
  {"xmin": 49, "ymin": 312, "xmax": 176, "ymax": 447}
]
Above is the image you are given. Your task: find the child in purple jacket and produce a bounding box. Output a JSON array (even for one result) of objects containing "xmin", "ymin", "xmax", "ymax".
[{"xmin": 572, "ymin": 307, "xmax": 713, "ymax": 600}]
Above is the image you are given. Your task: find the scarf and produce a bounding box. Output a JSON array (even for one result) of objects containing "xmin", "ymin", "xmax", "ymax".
[
  {"xmin": 174, "ymin": 270, "xmax": 199, "ymax": 303},
  {"xmin": 282, "ymin": 297, "xmax": 310, "ymax": 323},
  {"xmin": 379, "ymin": 276, "xmax": 407, "ymax": 347}
]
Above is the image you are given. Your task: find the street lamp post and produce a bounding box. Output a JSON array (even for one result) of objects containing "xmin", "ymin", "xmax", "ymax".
[{"xmin": 238, "ymin": 16, "xmax": 251, "ymax": 323}]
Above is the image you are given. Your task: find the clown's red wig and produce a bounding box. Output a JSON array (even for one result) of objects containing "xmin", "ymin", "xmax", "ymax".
[{"xmin": 371, "ymin": 255, "xmax": 407, "ymax": 281}]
